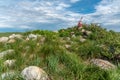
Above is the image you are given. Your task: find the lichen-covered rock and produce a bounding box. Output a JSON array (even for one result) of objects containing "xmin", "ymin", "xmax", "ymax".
[
  {"xmin": 0, "ymin": 49, "xmax": 14, "ymax": 58},
  {"xmin": 21, "ymin": 66, "xmax": 49, "ymax": 80},
  {"xmin": 0, "ymin": 37, "xmax": 9, "ymax": 43},
  {"xmin": 90, "ymin": 59, "xmax": 116, "ymax": 70},
  {"xmin": 4, "ymin": 60, "xmax": 16, "ymax": 67},
  {"xmin": 1, "ymin": 71, "xmax": 16, "ymax": 80}
]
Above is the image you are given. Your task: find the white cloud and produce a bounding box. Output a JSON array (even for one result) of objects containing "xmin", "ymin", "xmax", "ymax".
[
  {"xmin": 81, "ymin": 0, "xmax": 120, "ymax": 31},
  {"xmin": 0, "ymin": 0, "xmax": 120, "ymax": 31},
  {"xmin": 70, "ymin": 0, "xmax": 80, "ymax": 3}
]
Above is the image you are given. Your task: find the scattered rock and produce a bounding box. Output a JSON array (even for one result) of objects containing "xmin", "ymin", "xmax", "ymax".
[
  {"xmin": 81, "ymin": 29, "xmax": 85, "ymax": 32},
  {"xmin": 90, "ymin": 59, "xmax": 116, "ymax": 70},
  {"xmin": 64, "ymin": 37, "xmax": 70, "ymax": 41},
  {"xmin": 4, "ymin": 60, "xmax": 16, "ymax": 67},
  {"xmin": 86, "ymin": 31, "xmax": 92, "ymax": 35},
  {"xmin": 80, "ymin": 37, "xmax": 86, "ymax": 42},
  {"xmin": 40, "ymin": 37, "xmax": 46, "ymax": 43},
  {"xmin": 1, "ymin": 71, "xmax": 16, "ymax": 80},
  {"xmin": 65, "ymin": 44, "xmax": 71, "ymax": 49},
  {"xmin": 0, "ymin": 49, "xmax": 14, "ymax": 58},
  {"xmin": 9, "ymin": 34, "xmax": 15, "ymax": 39},
  {"xmin": 0, "ymin": 37, "xmax": 9, "ymax": 43},
  {"xmin": 71, "ymin": 34, "xmax": 76, "ymax": 38},
  {"xmin": 28, "ymin": 34, "xmax": 37, "ymax": 40},
  {"xmin": 26, "ymin": 37, "xmax": 30, "ymax": 41},
  {"xmin": 9, "ymin": 34, "xmax": 23, "ymax": 39},
  {"xmin": 53, "ymin": 30, "xmax": 58, "ymax": 33},
  {"xmin": 7, "ymin": 39, "xmax": 16, "ymax": 43},
  {"xmin": 21, "ymin": 66, "xmax": 49, "ymax": 80}
]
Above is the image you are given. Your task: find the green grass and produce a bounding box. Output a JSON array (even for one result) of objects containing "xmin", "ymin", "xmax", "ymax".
[{"xmin": 0, "ymin": 24, "xmax": 120, "ymax": 80}]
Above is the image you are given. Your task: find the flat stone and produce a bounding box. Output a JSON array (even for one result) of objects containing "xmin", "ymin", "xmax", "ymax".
[{"xmin": 90, "ymin": 59, "xmax": 116, "ymax": 70}]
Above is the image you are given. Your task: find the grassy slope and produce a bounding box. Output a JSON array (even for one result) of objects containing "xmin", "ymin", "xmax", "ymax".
[{"xmin": 0, "ymin": 24, "xmax": 120, "ymax": 80}]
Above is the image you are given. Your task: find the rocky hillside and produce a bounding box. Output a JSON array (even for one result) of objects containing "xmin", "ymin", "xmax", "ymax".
[{"xmin": 0, "ymin": 24, "xmax": 120, "ymax": 80}]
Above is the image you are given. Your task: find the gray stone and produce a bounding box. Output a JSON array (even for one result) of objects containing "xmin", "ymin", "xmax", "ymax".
[
  {"xmin": 65, "ymin": 44, "xmax": 71, "ymax": 49},
  {"xmin": 28, "ymin": 34, "xmax": 37, "ymax": 40},
  {"xmin": 21, "ymin": 66, "xmax": 49, "ymax": 80},
  {"xmin": 0, "ymin": 37, "xmax": 9, "ymax": 43},
  {"xmin": 0, "ymin": 49, "xmax": 14, "ymax": 58},
  {"xmin": 1, "ymin": 71, "xmax": 16, "ymax": 80},
  {"xmin": 7, "ymin": 39, "xmax": 16, "ymax": 43},
  {"xmin": 80, "ymin": 38, "xmax": 86, "ymax": 42},
  {"xmin": 4, "ymin": 59, "xmax": 16, "ymax": 67},
  {"xmin": 9, "ymin": 34, "xmax": 23, "ymax": 39},
  {"xmin": 90, "ymin": 59, "xmax": 116, "ymax": 70}
]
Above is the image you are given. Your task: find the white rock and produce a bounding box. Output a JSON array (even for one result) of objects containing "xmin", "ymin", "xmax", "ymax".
[
  {"xmin": 86, "ymin": 31, "xmax": 92, "ymax": 35},
  {"xmin": 65, "ymin": 44, "xmax": 71, "ymax": 49},
  {"xmin": 21, "ymin": 66, "xmax": 49, "ymax": 80},
  {"xmin": 0, "ymin": 37, "xmax": 9, "ymax": 43},
  {"xmin": 66, "ymin": 37, "xmax": 70, "ymax": 41},
  {"xmin": 81, "ymin": 29, "xmax": 85, "ymax": 32},
  {"xmin": 53, "ymin": 30, "xmax": 58, "ymax": 33},
  {"xmin": 26, "ymin": 37, "xmax": 30, "ymax": 41},
  {"xmin": 40, "ymin": 37, "xmax": 45, "ymax": 43},
  {"xmin": 15, "ymin": 34, "xmax": 23, "ymax": 39},
  {"xmin": 71, "ymin": 34, "xmax": 76, "ymax": 38},
  {"xmin": 90, "ymin": 59, "xmax": 116, "ymax": 70},
  {"xmin": 9, "ymin": 34, "xmax": 15, "ymax": 39},
  {"xmin": 7, "ymin": 39, "xmax": 16, "ymax": 43},
  {"xmin": 4, "ymin": 60, "xmax": 16, "ymax": 67},
  {"xmin": 9, "ymin": 34, "xmax": 23, "ymax": 39},
  {"xmin": 1, "ymin": 71, "xmax": 15, "ymax": 80},
  {"xmin": 0, "ymin": 49, "xmax": 14, "ymax": 58},
  {"xmin": 28, "ymin": 34, "xmax": 37, "ymax": 40},
  {"xmin": 80, "ymin": 37, "xmax": 86, "ymax": 42}
]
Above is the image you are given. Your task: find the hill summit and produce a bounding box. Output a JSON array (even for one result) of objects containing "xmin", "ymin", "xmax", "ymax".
[{"xmin": 0, "ymin": 24, "xmax": 120, "ymax": 80}]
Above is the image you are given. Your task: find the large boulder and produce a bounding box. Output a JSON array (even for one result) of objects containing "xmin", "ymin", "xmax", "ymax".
[
  {"xmin": 0, "ymin": 49, "xmax": 14, "ymax": 58},
  {"xmin": 90, "ymin": 59, "xmax": 116, "ymax": 70},
  {"xmin": 21, "ymin": 66, "xmax": 49, "ymax": 80},
  {"xmin": 0, "ymin": 37, "xmax": 9, "ymax": 43}
]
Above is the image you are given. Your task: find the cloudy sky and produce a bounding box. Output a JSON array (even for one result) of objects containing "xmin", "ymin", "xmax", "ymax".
[{"xmin": 0, "ymin": 0, "xmax": 120, "ymax": 32}]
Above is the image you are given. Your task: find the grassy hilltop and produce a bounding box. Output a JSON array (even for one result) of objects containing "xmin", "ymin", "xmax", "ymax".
[{"xmin": 0, "ymin": 24, "xmax": 120, "ymax": 80}]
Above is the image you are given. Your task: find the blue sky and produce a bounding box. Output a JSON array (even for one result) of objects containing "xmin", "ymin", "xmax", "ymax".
[{"xmin": 0, "ymin": 0, "xmax": 120, "ymax": 32}]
